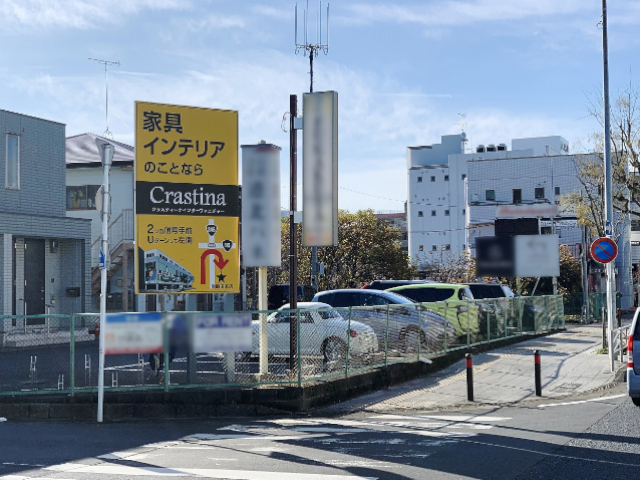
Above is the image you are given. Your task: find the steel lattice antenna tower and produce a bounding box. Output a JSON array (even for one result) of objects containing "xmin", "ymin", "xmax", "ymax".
[
  {"xmin": 295, "ymin": 1, "xmax": 329, "ymax": 93},
  {"xmin": 89, "ymin": 58, "xmax": 120, "ymax": 139},
  {"xmin": 294, "ymin": 1, "xmax": 329, "ymax": 291}
]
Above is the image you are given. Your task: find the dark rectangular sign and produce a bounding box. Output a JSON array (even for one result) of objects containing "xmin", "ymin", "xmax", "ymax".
[
  {"xmin": 475, "ymin": 236, "xmax": 515, "ymax": 277},
  {"xmin": 495, "ymin": 218, "xmax": 539, "ymax": 236},
  {"xmin": 136, "ymin": 181, "xmax": 240, "ymax": 217}
]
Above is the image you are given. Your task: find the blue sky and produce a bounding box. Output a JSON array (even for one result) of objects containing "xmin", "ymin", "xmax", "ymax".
[{"xmin": 1, "ymin": 0, "xmax": 638, "ymax": 212}]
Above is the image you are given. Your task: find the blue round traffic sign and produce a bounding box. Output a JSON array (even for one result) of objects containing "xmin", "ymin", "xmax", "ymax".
[{"xmin": 590, "ymin": 237, "xmax": 618, "ymax": 264}]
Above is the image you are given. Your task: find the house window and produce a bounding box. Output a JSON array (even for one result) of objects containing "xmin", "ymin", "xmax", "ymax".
[
  {"xmin": 513, "ymin": 188, "xmax": 522, "ymax": 204},
  {"xmin": 555, "ymin": 186, "xmax": 560, "ymax": 195},
  {"xmin": 535, "ymin": 187, "xmax": 545, "ymax": 199},
  {"xmin": 5, "ymin": 134, "xmax": 19, "ymax": 189},
  {"xmin": 461, "ymin": 174, "xmax": 467, "ymax": 180},
  {"xmin": 66, "ymin": 185, "xmax": 100, "ymax": 210},
  {"xmin": 418, "ymin": 211, "xmax": 423, "ymax": 217},
  {"xmin": 444, "ymin": 175, "xmax": 449, "ymax": 181},
  {"xmin": 419, "ymin": 245, "xmax": 424, "ymax": 252},
  {"xmin": 445, "ymin": 210, "xmax": 450, "ymax": 216},
  {"xmin": 431, "ymin": 210, "xmax": 436, "ymax": 216},
  {"xmin": 430, "ymin": 176, "xmax": 436, "ymax": 182},
  {"xmin": 485, "ymin": 189, "xmax": 496, "ymax": 201},
  {"xmin": 417, "ymin": 176, "xmax": 423, "ymax": 183},
  {"xmin": 432, "ymin": 245, "xmax": 437, "ymax": 251}
]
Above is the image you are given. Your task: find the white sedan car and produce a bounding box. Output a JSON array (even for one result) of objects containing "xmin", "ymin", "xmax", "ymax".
[{"xmin": 250, "ymin": 302, "xmax": 378, "ymax": 371}]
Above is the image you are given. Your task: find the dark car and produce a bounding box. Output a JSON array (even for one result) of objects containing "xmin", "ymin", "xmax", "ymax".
[
  {"xmin": 362, "ymin": 279, "xmax": 433, "ymax": 290},
  {"xmin": 267, "ymin": 284, "xmax": 316, "ymax": 310},
  {"xmin": 312, "ymin": 288, "xmax": 455, "ymax": 354}
]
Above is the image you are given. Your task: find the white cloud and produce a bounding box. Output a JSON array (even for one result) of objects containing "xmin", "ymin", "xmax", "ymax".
[
  {"xmin": 342, "ymin": 0, "xmax": 589, "ymax": 27},
  {"xmin": 183, "ymin": 14, "xmax": 245, "ymax": 33},
  {"xmin": 252, "ymin": 5, "xmax": 290, "ymax": 21},
  {"xmin": 0, "ymin": 0, "xmax": 189, "ymax": 31}
]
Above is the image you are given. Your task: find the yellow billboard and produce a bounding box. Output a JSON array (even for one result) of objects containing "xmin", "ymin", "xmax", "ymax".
[{"xmin": 134, "ymin": 101, "xmax": 239, "ymax": 294}]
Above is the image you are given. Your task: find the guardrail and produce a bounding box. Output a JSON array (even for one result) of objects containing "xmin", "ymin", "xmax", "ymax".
[{"xmin": 0, "ymin": 295, "xmax": 564, "ymax": 396}]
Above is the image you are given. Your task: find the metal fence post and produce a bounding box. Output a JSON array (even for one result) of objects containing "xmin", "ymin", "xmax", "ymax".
[
  {"xmin": 163, "ymin": 317, "xmax": 169, "ymax": 392},
  {"xmin": 70, "ymin": 314, "xmax": 75, "ymax": 396},
  {"xmin": 467, "ymin": 300, "xmax": 471, "ymax": 347},
  {"xmin": 297, "ymin": 310, "xmax": 301, "ymax": 388},
  {"xmin": 346, "ymin": 307, "xmax": 352, "ymax": 377},
  {"xmin": 443, "ymin": 304, "xmax": 448, "ymax": 352},
  {"xmin": 417, "ymin": 304, "xmax": 422, "ymax": 362},
  {"xmin": 385, "ymin": 304, "xmax": 389, "ymax": 368},
  {"xmin": 518, "ymin": 296, "xmax": 523, "ymax": 335}
]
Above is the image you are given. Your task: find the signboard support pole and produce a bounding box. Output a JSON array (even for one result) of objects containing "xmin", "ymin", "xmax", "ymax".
[
  {"xmin": 96, "ymin": 141, "xmax": 113, "ymax": 423},
  {"xmin": 258, "ymin": 266, "xmax": 268, "ymax": 375},
  {"xmin": 289, "ymin": 94, "xmax": 299, "ymax": 375},
  {"xmin": 601, "ymin": 0, "xmax": 616, "ymax": 372}
]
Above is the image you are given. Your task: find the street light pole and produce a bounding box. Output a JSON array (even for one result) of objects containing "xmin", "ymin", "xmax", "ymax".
[
  {"xmin": 96, "ymin": 139, "xmax": 113, "ymax": 422},
  {"xmin": 601, "ymin": 0, "xmax": 616, "ymax": 371}
]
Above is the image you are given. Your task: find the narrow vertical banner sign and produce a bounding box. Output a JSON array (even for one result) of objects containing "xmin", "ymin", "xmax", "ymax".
[
  {"xmin": 134, "ymin": 101, "xmax": 240, "ymax": 294},
  {"xmin": 302, "ymin": 91, "xmax": 338, "ymax": 246},
  {"xmin": 241, "ymin": 142, "xmax": 282, "ymax": 267}
]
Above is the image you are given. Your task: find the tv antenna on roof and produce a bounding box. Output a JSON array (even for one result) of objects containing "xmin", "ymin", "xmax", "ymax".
[
  {"xmin": 89, "ymin": 58, "xmax": 120, "ymax": 139},
  {"xmin": 295, "ymin": 0, "xmax": 329, "ymax": 93}
]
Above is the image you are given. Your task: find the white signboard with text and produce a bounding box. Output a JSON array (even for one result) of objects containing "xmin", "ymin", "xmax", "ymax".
[
  {"xmin": 193, "ymin": 313, "xmax": 252, "ymax": 353},
  {"xmin": 104, "ymin": 313, "xmax": 163, "ymax": 355}
]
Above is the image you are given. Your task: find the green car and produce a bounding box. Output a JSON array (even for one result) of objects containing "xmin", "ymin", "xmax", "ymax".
[{"xmin": 387, "ymin": 283, "xmax": 481, "ymax": 341}]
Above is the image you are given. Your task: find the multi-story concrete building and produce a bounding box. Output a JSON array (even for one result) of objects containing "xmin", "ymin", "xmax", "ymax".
[
  {"xmin": 374, "ymin": 210, "xmax": 408, "ymax": 252},
  {"xmin": 0, "ymin": 109, "xmax": 91, "ymax": 320},
  {"xmin": 407, "ymin": 133, "xmax": 633, "ymax": 309}
]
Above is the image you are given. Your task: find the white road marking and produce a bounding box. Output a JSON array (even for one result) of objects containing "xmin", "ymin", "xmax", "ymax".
[
  {"xmin": 367, "ymin": 414, "xmax": 511, "ymax": 422},
  {"xmin": 44, "ymin": 463, "xmax": 378, "ymax": 479},
  {"xmin": 184, "ymin": 434, "xmax": 327, "ymax": 441},
  {"xmin": 538, "ymin": 394, "xmax": 626, "ymax": 408}
]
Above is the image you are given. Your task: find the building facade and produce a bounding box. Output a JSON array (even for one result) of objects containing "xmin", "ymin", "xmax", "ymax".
[{"xmin": 0, "ymin": 110, "xmax": 91, "ymax": 321}]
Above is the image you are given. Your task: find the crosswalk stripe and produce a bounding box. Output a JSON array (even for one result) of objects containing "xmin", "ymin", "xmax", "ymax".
[{"xmin": 44, "ymin": 463, "xmax": 378, "ymax": 480}]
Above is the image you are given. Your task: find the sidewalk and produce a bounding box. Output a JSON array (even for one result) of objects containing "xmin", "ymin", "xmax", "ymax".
[{"xmin": 322, "ymin": 323, "xmax": 627, "ymax": 413}]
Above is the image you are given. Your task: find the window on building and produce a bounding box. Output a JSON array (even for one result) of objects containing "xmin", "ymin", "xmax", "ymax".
[
  {"xmin": 513, "ymin": 188, "xmax": 522, "ymax": 204},
  {"xmin": 430, "ymin": 176, "xmax": 436, "ymax": 182},
  {"xmin": 485, "ymin": 189, "xmax": 496, "ymax": 201},
  {"xmin": 462, "ymin": 244, "xmax": 466, "ymax": 250},
  {"xmin": 431, "ymin": 210, "xmax": 436, "ymax": 216},
  {"xmin": 444, "ymin": 244, "xmax": 451, "ymax": 251},
  {"xmin": 419, "ymin": 245, "xmax": 424, "ymax": 252},
  {"xmin": 462, "ymin": 209, "xmax": 466, "ymax": 215},
  {"xmin": 461, "ymin": 174, "xmax": 467, "ymax": 180},
  {"xmin": 5, "ymin": 134, "xmax": 19, "ymax": 189},
  {"xmin": 445, "ymin": 210, "xmax": 450, "ymax": 216},
  {"xmin": 417, "ymin": 176, "xmax": 423, "ymax": 183},
  {"xmin": 535, "ymin": 187, "xmax": 545, "ymax": 199},
  {"xmin": 418, "ymin": 211, "xmax": 423, "ymax": 217},
  {"xmin": 444, "ymin": 175, "xmax": 449, "ymax": 181},
  {"xmin": 541, "ymin": 226, "xmax": 552, "ymax": 234},
  {"xmin": 555, "ymin": 186, "xmax": 560, "ymax": 195},
  {"xmin": 66, "ymin": 185, "xmax": 100, "ymax": 210},
  {"xmin": 432, "ymin": 245, "xmax": 437, "ymax": 251}
]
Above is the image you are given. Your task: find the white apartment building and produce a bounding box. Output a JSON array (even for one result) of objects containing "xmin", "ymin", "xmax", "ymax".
[
  {"xmin": 407, "ymin": 133, "xmax": 633, "ymax": 308},
  {"xmin": 407, "ymin": 134, "xmax": 467, "ymax": 266}
]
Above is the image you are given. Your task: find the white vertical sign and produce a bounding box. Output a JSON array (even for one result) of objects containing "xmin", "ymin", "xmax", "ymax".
[
  {"xmin": 241, "ymin": 143, "xmax": 282, "ymax": 267},
  {"xmin": 303, "ymin": 91, "xmax": 338, "ymax": 246}
]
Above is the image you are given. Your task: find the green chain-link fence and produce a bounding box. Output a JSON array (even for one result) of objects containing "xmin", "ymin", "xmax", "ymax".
[{"xmin": 0, "ymin": 294, "xmax": 564, "ymax": 396}]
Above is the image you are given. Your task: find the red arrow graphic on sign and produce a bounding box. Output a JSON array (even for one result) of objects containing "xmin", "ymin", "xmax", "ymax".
[{"xmin": 200, "ymin": 249, "xmax": 229, "ymax": 284}]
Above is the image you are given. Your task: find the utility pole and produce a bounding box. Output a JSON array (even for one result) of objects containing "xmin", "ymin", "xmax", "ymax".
[
  {"xmin": 601, "ymin": 0, "xmax": 616, "ymax": 371},
  {"xmin": 289, "ymin": 95, "xmax": 298, "ymax": 374}
]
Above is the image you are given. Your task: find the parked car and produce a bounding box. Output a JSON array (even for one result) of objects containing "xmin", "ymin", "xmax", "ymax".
[
  {"xmin": 362, "ymin": 279, "xmax": 433, "ymax": 290},
  {"xmin": 628, "ymin": 308, "xmax": 640, "ymax": 406},
  {"xmin": 386, "ymin": 283, "xmax": 489, "ymax": 342},
  {"xmin": 248, "ymin": 302, "xmax": 378, "ymax": 372},
  {"xmin": 463, "ymin": 282, "xmax": 550, "ymax": 332},
  {"xmin": 267, "ymin": 284, "xmax": 316, "ymax": 310},
  {"xmin": 312, "ymin": 289, "xmax": 455, "ymax": 354}
]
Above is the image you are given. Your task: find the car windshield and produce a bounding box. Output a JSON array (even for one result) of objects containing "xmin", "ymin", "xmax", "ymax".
[
  {"xmin": 317, "ymin": 308, "xmax": 343, "ymax": 320},
  {"xmin": 467, "ymin": 285, "xmax": 507, "ymax": 299}
]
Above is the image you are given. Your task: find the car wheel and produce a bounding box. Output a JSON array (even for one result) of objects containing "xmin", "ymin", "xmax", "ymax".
[
  {"xmin": 322, "ymin": 337, "xmax": 346, "ymax": 372},
  {"xmin": 632, "ymin": 397, "xmax": 640, "ymax": 407}
]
